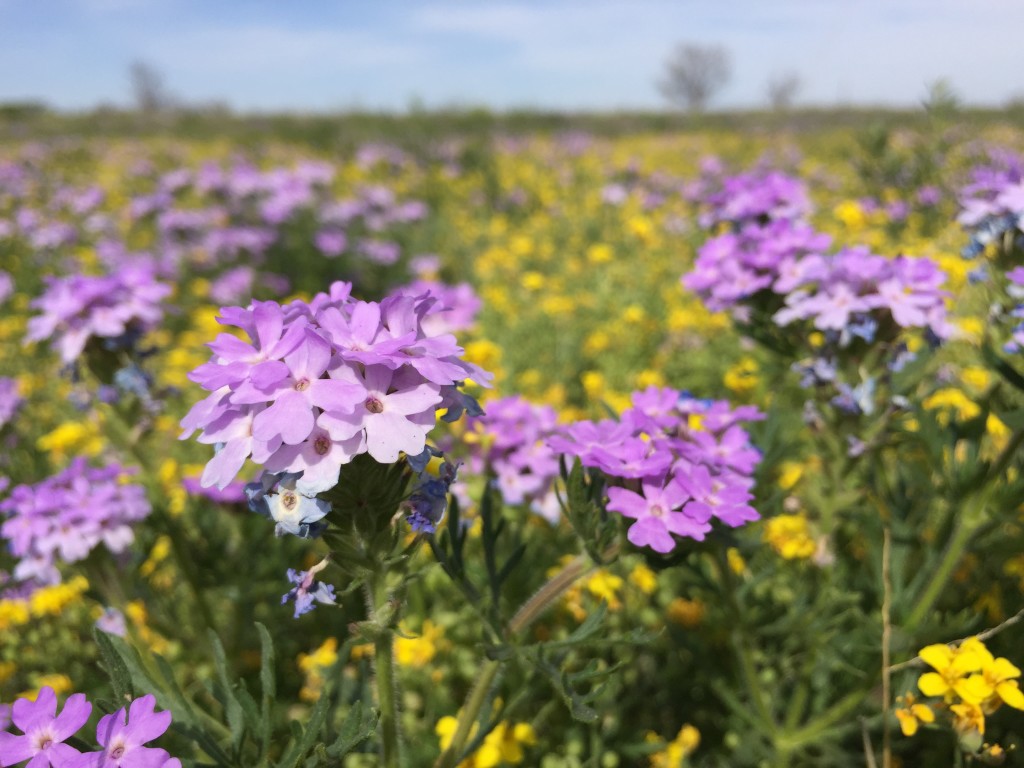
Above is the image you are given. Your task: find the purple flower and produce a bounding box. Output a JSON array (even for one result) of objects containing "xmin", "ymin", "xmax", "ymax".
[
  {"xmin": 182, "ymin": 284, "xmax": 490, "ymax": 494},
  {"xmin": 95, "ymin": 607, "xmax": 127, "ymax": 637},
  {"xmin": 549, "ymin": 387, "xmax": 762, "ymax": 553},
  {"xmin": 246, "ymin": 472, "xmax": 330, "ymax": 538},
  {"xmin": 72, "ymin": 695, "xmax": 172, "ymax": 768},
  {"xmin": 25, "ymin": 268, "xmax": 170, "ymax": 365},
  {"xmin": 607, "ymin": 479, "xmax": 711, "ymax": 553},
  {"xmin": 282, "ymin": 563, "xmax": 336, "ymax": 618},
  {"xmin": 0, "ymin": 686, "xmax": 91, "ymax": 768},
  {"xmin": 0, "ymin": 460, "xmax": 150, "ymax": 584},
  {"xmin": 0, "ymin": 378, "xmax": 23, "ymax": 431}
]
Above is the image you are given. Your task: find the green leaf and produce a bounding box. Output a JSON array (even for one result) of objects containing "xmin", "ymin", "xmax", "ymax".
[
  {"xmin": 326, "ymin": 701, "xmax": 378, "ymax": 758},
  {"xmin": 983, "ymin": 343, "xmax": 1024, "ymax": 393},
  {"xmin": 208, "ymin": 630, "xmax": 246, "ymax": 753},
  {"xmin": 94, "ymin": 628, "xmax": 133, "ymax": 704},
  {"xmin": 256, "ymin": 622, "xmax": 276, "ymax": 760},
  {"xmin": 275, "ymin": 691, "xmax": 331, "ymax": 768}
]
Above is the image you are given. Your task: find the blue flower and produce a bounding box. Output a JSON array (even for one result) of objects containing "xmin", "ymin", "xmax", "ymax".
[
  {"xmin": 247, "ymin": 471, "xmax": 330, "ymax": 538},
  {"xmin": 282, "ymin": 566, "xmax": 337, "ymax": 618},
  {"xmin": 404, "ymin": 458, "xmax": 459, "ymax": 534}
]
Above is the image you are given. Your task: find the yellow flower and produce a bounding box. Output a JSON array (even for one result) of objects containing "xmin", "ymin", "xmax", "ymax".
[
  {"xmin": 777, "ymin": 461, "xmax": 804, "ymax": 491},
  {"xmin": 951, "ymin": 700, "xmax": 986, "ymax": 736},
  {"xmin": 961, "ymin": 367, "xmax": 991, "ymax": 392},
  {"xmin": 923, "ymin": 389, "xmax": 980, "ymax": 424},
  {"xmin": 29, "ymin": 576, "xmax": 89, "ymax": 617},
  {"xmin": 666, "ymin": 598, "xmax": 705, "ymax": 628},
  {"xmin": 520, "ymin": 272, "xmax": 545, "ymax": 291},
  {"xmin": 726, "ymin": 547, "xmax": 746, "ymax": 575},
  {"xmin": 298, "ymin": 638, "xmax": 339, "ymax": 702},
  {"xmin": 957, "ymin": 638, "xmax": 1024, "ymax": 710},
  {"xmin": 395, "ymin": 620, "xmax": 443, "ymax": 668},
  {"xmin": 723, "ymin": 357, "xmax": 759, "ymax": 396},
  {"xmin": 298, "ymin": 638, "xmax": 339, "ymax": 673},
  {"xmin": 629, "ymin": 564, "xmax": 658, "ymax": 595},
  {"xmin": 649, "ymin": 724, "xmax": 700, "ymax": 767},
  {"xmin": 19, "ymin": 674, "xmax": 73, "ymax": 701},
  {"xmin": 894, "ymin": 692, "xmax": 935, "ymax": 736},
  {"xmin": 0, "ymin": 599, "xmax": 31, "ymax": 630},
  {"xmin": 585, "ymin": 571, "xmax": 623, "ymax": 610},
  {"xmin": 834, "ymin": 200, "xmax": 866, "ymax": 229},
  {"xmin": 763, "ymin": 514, "xmax": 817, "ymax": 560},
  {"xmin": 37, "ymin": 420, "xmax": 105, "ymax": 461},
  {"xmin": 436, "ymin": 716, "xmax": 536, "ymax": 767},
  {"xmin": 917, "ymin": 642, "xmax": 983, "ymax": 701},
  {"xmin": 586, "ymin": 243, "xmax": 613, "ymax": 264}
]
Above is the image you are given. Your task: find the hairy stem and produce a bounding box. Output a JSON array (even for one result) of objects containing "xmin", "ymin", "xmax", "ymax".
[{"xmin": 367, "ymin": 573, "xmax": 401, "ymax": 768}]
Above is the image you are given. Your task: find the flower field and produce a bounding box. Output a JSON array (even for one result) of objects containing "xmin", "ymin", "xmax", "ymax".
[{"xmin": 1, "ymin": 116, "xmax": 1024, "ymax": 767}]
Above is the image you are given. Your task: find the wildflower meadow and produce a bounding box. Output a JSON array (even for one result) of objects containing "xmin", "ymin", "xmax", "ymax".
[{"xmin": 1, "ymin": 110, "xmax": 1024, "ymax": 768}]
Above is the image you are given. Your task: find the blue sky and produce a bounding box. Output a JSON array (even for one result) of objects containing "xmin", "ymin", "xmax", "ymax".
[{"xmin": 1, "ymin": 0, "xmax": 1021, "ymax": 112}]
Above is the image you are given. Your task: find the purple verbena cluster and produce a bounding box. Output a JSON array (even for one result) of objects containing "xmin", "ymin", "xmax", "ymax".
[
  {"xmin": 391, "ymin": 280, "xmax": 482, "ymax": 337},
  {"xmin": 686, "ymin": 166, "xmax": 810, "ymax": 229},
  {"xmin": 25, "ymin": 267, "xmax": 170, "ymax": 365},
  {"xmin": 458, "ymin": 396, "xmax": 562, "ymax": 522},
  {"xmin": 683, "ymin": 219, "xmax": 832, "ymax": 313},
  {"xmin": 180, "ymin": 281, "xmax": 491, "ymax": 501},
  {"xmin": 549, "ymin": 387, "xmax": 763, "ymax": 554},
  {"xmin": 773, "ymin": 247, "xmax": 951, "ymax": 340},
  {"xmin": 0, "ymin": 377, "xmax": 22, "ymax": 431},
  {"xmin": 0, "ymin": 459, "xmax": 150, "ymax": 585},
  {"xmin": 958, "ymin": 152, "xmax": 1024, "ymax": 259},
  {"xmin": 0, "ymin": 686, "xmax": 179, "ymax": 768}
]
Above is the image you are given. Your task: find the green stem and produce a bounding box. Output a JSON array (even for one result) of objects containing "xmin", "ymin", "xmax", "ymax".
[
  {"xmin": 904, "ymin": 518, "xmax": 978, "ymax": 632},
  {"xmin": 714, "ymin": 549, "xmax": 776, "ymax": 732},
  {"xmin": 434, "ymin": 548, "xmax": 613, "ymax": 768},
  {"xmin": 778, "ymin": 689, "xmax": 868, "ymax": 751},
  {"xmin": 368, "ymin": 572, "xmax": 401, "ymax": 768}
]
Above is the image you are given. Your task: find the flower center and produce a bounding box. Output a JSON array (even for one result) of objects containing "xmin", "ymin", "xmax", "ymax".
[
  {"xmin": 32, "ymin": 730, "xmax": 54, "ymax": 751},
  {"xmin": 365, "ymin": 396, "xmax": 384, "ymax": 414},
  {"xmin": 649, "ymin": 504, "xmax": 665, "ymax": 518},
  {"xmin": 294, "ymin": 378, "xmax": 310, "ymax": 392},
  {"xmin": 281, "ymin": 491, "xmax": 298, "ymax": 511},
  {"xmin": 110, "ymin": 745, "xmax": 125, "ymax": 759},
  {"xmin": 314, "ymin": 434, "xmax": 331, "ymax": 456}
]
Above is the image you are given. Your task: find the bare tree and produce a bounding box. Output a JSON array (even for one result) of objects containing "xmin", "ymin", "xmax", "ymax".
[
  {"xmin": 129, "ymin": 60, "xmax": 174, "ymax": 114},
  {"xmin": 767, "ymin": 72, "xmax": 801, "ymax": 111},
  {"xmin": 657, "ymin": 44, "xmax": 732, "ymax": 113}
]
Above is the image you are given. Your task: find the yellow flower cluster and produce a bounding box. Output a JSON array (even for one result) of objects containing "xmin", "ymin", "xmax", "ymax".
[
  {"xmin": 435, "ymin": 714, "xmax": 537, "ymax": 768},
  {"xmin": 395, "ymin": 620, "xmax": 445, "ymax": 670},
  {"xmin": 901, "ymin": 637, "xmax": 1024, "ymax": 740},
  {"xmin": 762, "ymin": 514, "xmax": 817, "ymax": 560},
  {"xmin": 298, "ymin": 637, "xmax": 339, "ymax": 702},
  {"xmin": 0, "ymin": 576, "xmax": 90, "ymax": 629},
  {"xmin": 647, "ymin": 724, "xmax": 700, "ymax": 767}
]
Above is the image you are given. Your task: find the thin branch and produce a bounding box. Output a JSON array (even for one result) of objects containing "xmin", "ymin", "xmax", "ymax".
[{"xmin": 888, "ymin": 606, "xmax": 1024, "ymax": 673}]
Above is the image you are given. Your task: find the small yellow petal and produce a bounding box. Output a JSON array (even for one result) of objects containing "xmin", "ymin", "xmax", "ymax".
[
  {"xmin": 911, "ymin": 704, "xmax": 935, "ymax": 723},
  {"xmin": 895, "ymin": 709, "xmax": 919, "ymax": 736},
  {"xmin": 991, "ymin": 657, "xmax": 1021, "ymax": 681},
  {"xmin": 918, "ymin": 672, "xmax": 951, "ymax": 697},
  {"xmin": 919, "ymin": 645, "xmax": 954, "ymax": 671},
  {"xmin": 951, "ymin": 650, "xmax": 984, "ymax": 675},
  {"xmin": 996, "ymin": 680, "xmax": 1024, "ymax": 710},
  {"xmin": 956, "ymin": 674, "xmax": 993, "ymax": 705}
]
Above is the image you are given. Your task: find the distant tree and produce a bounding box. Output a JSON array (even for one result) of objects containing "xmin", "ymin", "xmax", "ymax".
[
  {"xmin": 129, "ymin": 60, "xmax": 174, "ymax": 114},
  {"xmin": 657, "ymin": 44, "xmax": 732, "ymax": 113},
  {"xmin": 922, "ymin": 78, "xmax": 961, "ymax": 118},
  {"xmin": 767, "ymin": 72, "xmax": 801, "ymax": 111}
]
